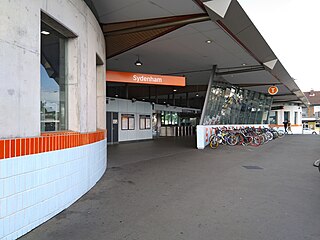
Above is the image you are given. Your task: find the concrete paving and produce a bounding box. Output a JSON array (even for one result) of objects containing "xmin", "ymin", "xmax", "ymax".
[{"xmin": 20, "ymin": 135, "xmax": 320, "ymax": 240}]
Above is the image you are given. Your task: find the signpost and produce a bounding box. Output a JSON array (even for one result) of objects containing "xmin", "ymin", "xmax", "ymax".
[
  {"xmin": 268, "ymin": 86, "xmax": 278, "ymax": 95},
  {"xmin": 106, "ymin": 71, "xmax": 186, "ymax": 86}
]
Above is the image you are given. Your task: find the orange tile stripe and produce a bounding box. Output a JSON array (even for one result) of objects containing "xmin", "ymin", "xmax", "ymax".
[{"xmin": 0, "ymin": 130, "xmax": 106, "ymax": 160}]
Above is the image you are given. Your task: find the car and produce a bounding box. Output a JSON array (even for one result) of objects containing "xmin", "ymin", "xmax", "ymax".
[{"xmin": 302, "ymin": 128, "xmax": 318, "ymax": 134}]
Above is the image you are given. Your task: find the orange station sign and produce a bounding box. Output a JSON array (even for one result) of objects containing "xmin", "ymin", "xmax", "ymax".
[
  {"xmin": 106, "ymin": 71, "xmax": 186, "ymax": 87},
  {"xmin": 268, "ymin": 86, "xmax": 278, "ymax": 95}
]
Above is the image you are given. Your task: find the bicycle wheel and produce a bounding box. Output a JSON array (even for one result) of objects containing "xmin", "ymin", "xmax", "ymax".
[
  {"xmin": 235, "ymin": 133, "xmax": 245, "ymax": 145},
  {"xmin": 250, "ymin": 135, "xmax": 261, "ymax": 147},
  {"xmin": 277, "ymin": 130, "xmax": 285, "ymax": 138},
  {"xmin": 227, "ymin": 135, "xmax": 238, "ymax": 146},
  {"xmin": 209, "ymin": 135, "xmax": 219, "ymax": 149},
  {"xmin": 266, "ymin": 132, "xmax": 274, "ymax": 141}
]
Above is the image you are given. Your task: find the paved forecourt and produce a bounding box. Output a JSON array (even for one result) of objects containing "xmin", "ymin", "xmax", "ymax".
[{"xmin": 20, "ymin": 135, "xmax": 320, "ymax": 240}]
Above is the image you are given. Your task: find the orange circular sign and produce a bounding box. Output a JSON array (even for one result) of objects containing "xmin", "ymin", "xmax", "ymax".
[{"xmin": 268, "ymin": 86, "xmax": 278, "ymax": 95}]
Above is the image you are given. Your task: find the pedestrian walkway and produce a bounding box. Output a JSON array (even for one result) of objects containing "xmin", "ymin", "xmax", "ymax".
[{"xmin": 20, "ymin": 136, "xmax": 320, "ymax": 240}]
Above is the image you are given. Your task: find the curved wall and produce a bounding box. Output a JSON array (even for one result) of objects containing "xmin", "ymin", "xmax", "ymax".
[
  {"xmin": 0, "ymin": 138, "xmax": 107, "ymax": 240},
  {"xmin": 0, "ymin": 1, "xmax": 107, "ymax": 239}
]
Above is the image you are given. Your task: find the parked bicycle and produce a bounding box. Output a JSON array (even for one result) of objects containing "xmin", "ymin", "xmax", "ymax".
[{"xmin": 209, "ymin": 126, "xmax": 284, "ymax": 149}]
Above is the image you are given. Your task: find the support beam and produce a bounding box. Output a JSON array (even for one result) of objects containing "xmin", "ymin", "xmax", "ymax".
[
  {"xmin": 200, "ymin": 65, "xmax": 217, "ymax": 124},
  {"xmin": 217, "ymin": 66, "xmax": 265, "ymax": 76},
  {"xmin": 105, "ymin": 15, "xmax": 210, "ymax": 36}
]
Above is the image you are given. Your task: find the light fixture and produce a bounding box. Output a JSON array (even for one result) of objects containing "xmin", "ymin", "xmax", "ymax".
[
  {"xmin": 115, "ymin": 94, "xmax": 118, "ymax": 97},
  {"xmin": 41, "ymin": 30, "xmax": 50, "ymax": 35},
  {"xmin": 196, "ymin": 93, "xmax": 199, "ymax": 97},
  {"xmin": 142, "ymin": 98, "xmax": 145, "ymax": 101},
  {"xmin": 242, "ymin": 63, "xmax": 246, "ymax": 66},
  {"xmin": 135, "ymin": 56, "xmax": 143, "ymax": 66},
  {"xmin": 163, "ymin": 101, "xmax": 166, "ymax": 104},
  {"xmin": 205, "ymin": 40, "xmax": 212, "ymax": 44},
  {"xmin": 173, "ymin": 89, "xmax": 177, "ymax": 92}
]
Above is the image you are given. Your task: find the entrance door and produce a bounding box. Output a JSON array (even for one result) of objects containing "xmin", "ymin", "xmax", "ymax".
[
  {"xmin": 112, "ymin": 112, "xmax": 119, "ymax": 143},
  {"xmin": 106, "ymin": 112, "xmax": 119, "ymax": 144}
]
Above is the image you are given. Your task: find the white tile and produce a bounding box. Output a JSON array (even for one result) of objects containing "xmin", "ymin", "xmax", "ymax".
[
  {"xmin": 6, "ymin": 195, "xmax": 17, "ymax": 216},
  {"xmin": 0, "ymin": 179, "xmax": 4, "ymax": 198},
  {"xmin": 3, "ymin": 178, "xmax": 14, "ymax": 198},
  {"xmin": 0, "ymin": 197, "xmax": 7, "ymax": 218},
  {"xmin": 0, "ymin": 160, "xmax": 9, "ymax": 179},
  {"xmin": 3, "ymin": 216, "xmax": 10, "ymax": 236},
  {"xmin": 9, "ymin": 214, "xmax": 14, "ymax": 236},
  {"xmin": 0, "ymin": 218, "xmax": 3, "ymax": 239}
]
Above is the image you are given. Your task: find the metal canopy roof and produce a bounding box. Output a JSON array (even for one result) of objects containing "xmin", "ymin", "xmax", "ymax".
[{"xmin": 90, "ymin": 0, "xmax": 308, "ymax": 106}]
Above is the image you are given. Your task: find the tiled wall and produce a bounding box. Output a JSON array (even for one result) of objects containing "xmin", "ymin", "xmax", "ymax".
[
  {"xmin": 0, "ymin": 139, "xmax": 107, "ymax": 240},
  {"xmin": 0, "ymin": 131, "xmax": 105, "ymax": 159}
]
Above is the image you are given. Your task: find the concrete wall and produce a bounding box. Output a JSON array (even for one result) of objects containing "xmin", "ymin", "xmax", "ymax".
[
  {"xmin": 107, "ymin": 98, "xmax": 153, "ymax": 142},
  {"xmin": 0, "ymin": 0, "xmax": 106, "ymax": 138},
  {"xmin": 0, "ymin": 139, "xmax": 107, "ymax": 240}
]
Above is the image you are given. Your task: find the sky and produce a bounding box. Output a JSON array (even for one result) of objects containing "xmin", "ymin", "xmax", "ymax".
[{"xmin": 237, "ymin": 0, "xmax": 320, "ymax": 92}]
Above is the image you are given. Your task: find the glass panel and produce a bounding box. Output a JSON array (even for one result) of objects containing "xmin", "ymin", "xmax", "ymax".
[
  {"xmin": 202, "ymin": 80, "xmax": 272, "ymax": 125},
  {"xmin": 41, "ymin": 23, "xmax": 67, "ymax": 132}
]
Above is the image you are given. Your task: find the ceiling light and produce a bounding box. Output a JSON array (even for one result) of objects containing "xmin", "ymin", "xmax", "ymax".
[
  {"xmin": 173, "ymin": 89, "xmax": 177, "ymax": 92},
  {"xmin": 242, "ymin": 63, "xmax": 246, "ymax": 66},
  {"xmin": 163, "ymin": 101, "xmax": 166, "ymax": 104},
  {"xmin": 142, "ymin": 98, "xmax": 145, "ymax": 101},
  {"xmin": 41, "ymin": 30, "xmax": 50, "ymax": 35},
  {"xmin": 135, "ymin": 56, "xmax": 143, "ymax": 66},
  {"xmin": 196, "ymin": 93, "xmax": 199, "ymax": 97},
  {"xmin": 205, "ymin": 40, "xmax": 212, "ymax": 44},
  {"xmin": 115, "ymin": 94, "xmax": 118, "ymax": 97}
]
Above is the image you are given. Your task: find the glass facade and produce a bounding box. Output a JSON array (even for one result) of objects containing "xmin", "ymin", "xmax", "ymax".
[
  {"xmin": 40, "ymin": 23, "xmax": 67, "ymax": 132},
  {"xmin": 202, "ymin": 82, "xmax": 272, "ymax": 125}
]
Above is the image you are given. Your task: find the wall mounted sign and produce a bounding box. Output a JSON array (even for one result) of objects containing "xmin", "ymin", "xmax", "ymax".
[
  {"xmin": 268, "ymin": 86, "xmax": 278, "ymax": 95},
  {"xmin": 106, "ymin": 71, "xmax": 186, "ymax": 86}
]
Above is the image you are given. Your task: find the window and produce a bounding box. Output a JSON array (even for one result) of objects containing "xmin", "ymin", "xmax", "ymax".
[
  {"xmin": 139, "ymin": 115, "xmax": 151, "ymax": 130},
  {"xmin": 284, "ymin": 111, "xmax": 290, "ymax": 121},
  {"xmin": 269, "ymin": 111, "xmax": 278, "ymax": 124},
  {"xmin": 41, "ymin": 22, "xmax": 67, "ymax": 132},
  {"xmin": 294, "ymin": 112, "xmax": 298, "ymax": 124},
  {"xmin": 121, "ymin": 114, "xmax": 135, "ymax": 130}
]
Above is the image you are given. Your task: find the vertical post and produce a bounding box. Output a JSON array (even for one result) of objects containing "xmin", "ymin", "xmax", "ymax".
[
  {"xmin": 173, "ymin": 91, "xmax": 175, "ymax": 106},
  {"xmin": 200, "ymin": 65, "xmax": 217, "ymax": 125},
  {"xmin": 186, "ymin": 92, "xmax": 189, "ymax": 107},
  {"xmin": 148, "ymin": 86, "xmax": 151, "ymax": 102},
  {"xmin": 155, "ymin": 86, "xmax": 158, "ymax": 103},
  {"xmin": 125, "ymin": 83, "xmax": 129, "ymax": 99}
]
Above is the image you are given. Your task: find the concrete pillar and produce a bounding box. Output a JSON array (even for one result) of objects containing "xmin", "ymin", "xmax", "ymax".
[
  {"xmin": 125, "ymin": 84, "xmax": 129, "ymax": 99},
  {"xmin": 186, "ymin": 92, "xmax": 189, "ymax": 107},
  {"xmin": 155, "ymin": 86, "xmax": 158, "ymax": 103}
]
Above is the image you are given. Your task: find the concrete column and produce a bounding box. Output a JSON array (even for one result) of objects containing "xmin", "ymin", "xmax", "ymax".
[
  {"xmin": 155, "ymin": 86, "xmax": 158, "ymax": 103},
  {"xmin": 173, "ymin": 92, "xmax": 175, "ymax": 106},
  {"xmin": 125, "ymin": 84, "xmax": 129, "ymax": 99},
  {"xmin": 186, "ymin": 92, "xmax": 189, "ymax": 107}
]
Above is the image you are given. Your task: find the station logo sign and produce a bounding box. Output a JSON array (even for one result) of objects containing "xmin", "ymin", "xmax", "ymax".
[
  {"xmin": 268, "ymin": 86, "xmax": 278, "ymax": 95},
  {"xmin": 106, "ymin": 71, "xmax": 186, "ymax": 86}
]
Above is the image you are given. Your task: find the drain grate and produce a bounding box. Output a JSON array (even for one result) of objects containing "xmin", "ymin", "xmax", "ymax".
[{"xmin": 242, "ymin": 165, "xmax": 264, "ymax": 170}]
